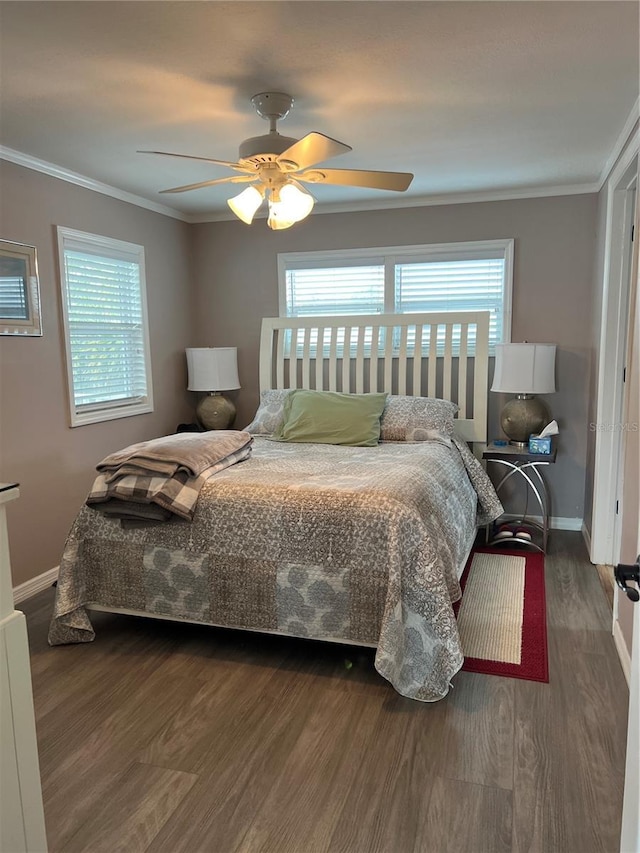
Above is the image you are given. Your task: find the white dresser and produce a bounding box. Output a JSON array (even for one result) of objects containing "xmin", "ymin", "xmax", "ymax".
[{"xmin": 0, "ymin": 484, "xmax": 47, "ymax": 852}]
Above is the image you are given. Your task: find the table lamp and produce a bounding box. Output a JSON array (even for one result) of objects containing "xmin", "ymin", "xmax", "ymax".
[
  {"xmin": 491, "ymin": 343, "xmax": 556, "ymax": 445},
  {"xmin": 186, "ymin": 347, "xmax": 240, "ymax": 430}
]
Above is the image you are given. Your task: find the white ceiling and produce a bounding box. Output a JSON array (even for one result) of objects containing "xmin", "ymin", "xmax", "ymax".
[{"xmin": 0, "ymin": 1, "xmax": 638, "ymax": 220}]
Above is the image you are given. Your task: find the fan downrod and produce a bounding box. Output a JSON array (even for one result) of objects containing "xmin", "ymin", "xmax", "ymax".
[{"xmin": 239, "ymin": 93, "xmax": 297, "ymax": 162}]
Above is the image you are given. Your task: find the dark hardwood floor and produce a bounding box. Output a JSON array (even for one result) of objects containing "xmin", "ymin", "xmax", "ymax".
[{"xmin": 21, "ymin": 531, "xmax": 628, "ymax": 853}]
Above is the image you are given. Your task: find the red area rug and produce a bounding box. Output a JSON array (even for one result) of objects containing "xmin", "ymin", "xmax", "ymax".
[{"xmin": 454, "ymin": 548, "xmax": 549, "ymax": 683}]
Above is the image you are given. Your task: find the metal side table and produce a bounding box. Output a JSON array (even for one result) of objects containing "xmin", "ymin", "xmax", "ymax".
[{"xmin": 483, "ymin": 443, "xmax": 556, "ymax": 553}]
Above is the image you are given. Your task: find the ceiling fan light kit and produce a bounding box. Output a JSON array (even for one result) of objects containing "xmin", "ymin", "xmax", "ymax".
[
  {"xmin": 142, "ymin": 92, "xmax": 414, "ymax": 230},
  {"xmin": 265, "ymin": 183, "xmax": 315, "ymax": 230},
  {"xmin": 227, "ymin": 185, "xmax": 264, "ymax": 224}
]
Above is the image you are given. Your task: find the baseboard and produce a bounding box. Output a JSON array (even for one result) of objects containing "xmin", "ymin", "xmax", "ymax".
[
  {"xmin": 13, "ymin": 566, "xmax": 59, "ymax": 605},
  {"xmin": 581, "ymin": 521, "xmax": 592, "ymax": 557},
  {"xmin": 613, "ymin": 619, "xmax": 631, "ymax": 687},
  {"xmin": 550, "ymin": 517, "xmax": 583, "ymax": 531},
  {"xmin": 500, "ymin": 514, "xmax": 583, "ymax": 531}
]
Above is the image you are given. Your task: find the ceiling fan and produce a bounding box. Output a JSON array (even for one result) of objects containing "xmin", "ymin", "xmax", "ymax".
[{"xmin": 139, "ymin": 92, "xmax": 414, "ymax": 230}]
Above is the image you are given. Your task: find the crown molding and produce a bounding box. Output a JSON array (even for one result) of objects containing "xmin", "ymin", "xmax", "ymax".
[
  {"xmin": 0, "ymin": 146, "xmax": 189, "ymax": 222},
  {"xmin": 598, "ymin": 95, "xmax": 640, "ymax": 190},
  {"xmin": 187, "ymin": 181, "xmax": 600, "ymax": 224},
  {"xmin": 0, "ymin": 144, "xmax": 603, "ymax": 226}
]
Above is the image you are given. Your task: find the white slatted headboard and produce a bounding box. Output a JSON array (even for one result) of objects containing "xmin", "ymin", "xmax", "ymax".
[{"xmin": 259, "ymin": 311, "xmax": 490, "ymax": 443}]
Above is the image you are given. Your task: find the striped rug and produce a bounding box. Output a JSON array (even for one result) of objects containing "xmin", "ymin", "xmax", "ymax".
[{"xmin": 455, "ymin": 548, "xmax": 548, "ymax": 683}]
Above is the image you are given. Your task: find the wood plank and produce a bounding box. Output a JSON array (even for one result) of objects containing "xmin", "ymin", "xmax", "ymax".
[
  {"xmin": 147, "ymin": 660, "xmax": 355, "ymax": 853},
  {"xmin": 438, "ymin": 670, "xmax": 515, "ymax": 792},
  {"xmin": 428, "ymin": 324, "xmax": 437, "ymax": 396},
  {"xmin": 596, "ymin": 563, "xmax": 615, "ymax": 610},
  {"xmin": 383, "ymin": 325, "xmax": 393, "ymax": 392},
  {"xmin": 237, "ymin": 687, "xmax": 383, "ymax": 852},
  {"xmin": 328, "ymin": 326, "xmax": 338, "ymax": 391},
  {"xmin": 458, "ymin": 322, "xmax": 468, "ymax": 418},
  {"xmin": 369, "ymin": 325, "xmax": 380, "ymax": 392},
  {"xmin": 545, "ymin": 539, "xmax": 616, "ymax": 655},
  {"xmin": 289, "ymin": 327, "xmax": 299, "ymax": 389},
  {"xmin": 62, "ymin": 761, "xmax": 197, "ymax": 853},
  {"xmin": 329, "ymin": 692, "xmax": 448, "ymax": 853},
  {"xmin": 421, "ymin": 776, "xmax": 512, "ymax": 853},
  {"xmin": 512, "ymin": 646, "xmax": 627, "ymax": 853},
  {"xmin": 302, "ymin": 327, "xmax": 311, "ymax": 388},
  {"xmin": 138, "ymin": 656, "xmax": 283, "ymax": 774},
  {"xmin": 315, "ymin": 326, "xmax": 325, "ymax": 390},
  {"xmin": 443, "ymin": 322, "xmax": 453, "ymax": 401},
  {"xmin": 355, "ymin": 327, "xmax": 365, "ymax": 394},
  {"xmin": 412, "ymin": 324, "xmax": 423, "ymax": 395},
  {"xmin": 275, "ymin": 327, "xmax": 285, "ymax": 389},
  {"xmin": 39, "ymin": 667, "xmax": 203, "ymax": 845},
  {"xmin": 33, "ymin": 612, "xmax": 184, "ymax": 729},
  {"xmin": 397, "ymin": 324, "xmax": 408, "ymax": 395},
  {"xmin": 341, "ymin": 326, "xmax": 352, "ymax": 392}
]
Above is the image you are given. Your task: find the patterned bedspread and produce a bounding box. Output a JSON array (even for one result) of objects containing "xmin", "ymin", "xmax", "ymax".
[{"xmin": 49, "ymin": 436, "xmax": 502, "ymax": 701}]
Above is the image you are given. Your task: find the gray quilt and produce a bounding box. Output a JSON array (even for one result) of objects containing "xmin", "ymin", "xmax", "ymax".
[{"xmin": 49, "ymin": 436, "xmax": 502, "ymax": 701}]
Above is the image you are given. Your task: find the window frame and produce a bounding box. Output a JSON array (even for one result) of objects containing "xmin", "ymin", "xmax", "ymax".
[
  {"xmin": 278, "ymin": 239, "xmax": 514, "ymax": 353},
  {"xmin": 57, "ymin": 226, "xmax": 154, "ymax": 427}
]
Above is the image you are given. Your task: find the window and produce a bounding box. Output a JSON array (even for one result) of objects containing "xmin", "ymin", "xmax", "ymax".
[
  {"xmin": 279, "ymin": 239, "xmax": 513, "ymax": 354},
  {"xmin": 57, "ymin": 227, "xmax": 153, "ymax": 426}
]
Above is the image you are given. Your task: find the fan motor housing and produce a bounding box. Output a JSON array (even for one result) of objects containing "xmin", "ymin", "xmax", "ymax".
[{"xmin": 239, "ymin": 134, "xmax": 299, "ymax": 164}]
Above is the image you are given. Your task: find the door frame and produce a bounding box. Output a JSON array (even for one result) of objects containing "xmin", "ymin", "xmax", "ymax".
[{"xmin": 591, "ymin": 127, "xmax": 639, "ymax": 565}]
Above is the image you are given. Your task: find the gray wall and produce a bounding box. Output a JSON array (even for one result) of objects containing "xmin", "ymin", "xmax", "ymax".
[
  {"xmin": 0, "ymin": 172, "xmax": 599, "ymax": 587},
  {"xmin": 0, "ymin": 161, "xmax": 194, "ymax": 585},
  {"xmin": 192, "ymin": 194, "xmax": 597, "ymax": 521}
]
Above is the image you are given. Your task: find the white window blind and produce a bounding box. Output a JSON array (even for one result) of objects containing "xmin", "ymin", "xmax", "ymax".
[
  {"xmin": 285, "ymin": 263, "xmax": 385, "ymax": 317},
  {"xmin": 57, "ymin": 228, "xmax": 153, "ymax": 426},
  {"xmin": 395, "ymin": 257, "xmax": 506, "ymax": 351},
  {"xmin": 279, "ymin": 240, "xmax": 513, "ymax": 354}
]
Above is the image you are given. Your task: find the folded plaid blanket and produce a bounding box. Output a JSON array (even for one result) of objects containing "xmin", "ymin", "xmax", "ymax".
[
  {"xmin": 87, "ymin": 434, "xmax": 253, "ymax": 523},
  {"xmin": 97, "ymin": 430, "xmax": 252, "ymax": 478}
]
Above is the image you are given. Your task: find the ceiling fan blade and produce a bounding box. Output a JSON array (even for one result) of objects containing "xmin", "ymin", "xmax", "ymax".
[
  {"xmin": 297, "ymin": 167, "xmax": 413, "ymax": 192},
  {"xmin": 159, "ymin": 175, "xmax": 257, "ymax": 194},
  {"xmin": 138, "ymin": 150, "xmax": 255, "ymax": 173},
  {"xmin": 277, "ymin": 133, "xmax": 352, "ymax": 171}
]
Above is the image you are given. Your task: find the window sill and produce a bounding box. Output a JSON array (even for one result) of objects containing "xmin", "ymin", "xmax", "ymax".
[{"xmin": 70, "ymin": 402, "xmax": 153, "ymax": 428}]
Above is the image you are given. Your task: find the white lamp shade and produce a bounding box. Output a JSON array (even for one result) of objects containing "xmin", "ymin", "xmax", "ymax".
[
  {"xmin": 266, "ymin": 208, "xmax": 295, "ymax": 230},
  {"xmin": 186, "ymin": 347, "xmax": 240, "ymax": 391},
  {"xmin": 279, "ymin": 183, "xmax": 315, "ymax": 221},
  {"xmin": 227, "ymin": 186, "xmax": 264, "ymax": 225},
  {"xmin": 267, "ymin": 183, "xmax": 315, "ymax": 230},
  {"xmin": 491, "ymin": 343, "xmax": 556, "ymax": 394}
]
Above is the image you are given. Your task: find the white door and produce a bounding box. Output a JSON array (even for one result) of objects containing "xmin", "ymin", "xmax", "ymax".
[
  {"xmin": 618, "ymin": 503, "xmax": 639, "ymax": 853},
  {"xmin": 619, "ymin": 195, "xmax": 640, "ymax": 853}
]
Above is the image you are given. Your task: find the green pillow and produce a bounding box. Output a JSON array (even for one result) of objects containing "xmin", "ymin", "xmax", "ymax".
[{"xmin": 273, "ymin": 390, "xmax": 388, "ymax": 446}]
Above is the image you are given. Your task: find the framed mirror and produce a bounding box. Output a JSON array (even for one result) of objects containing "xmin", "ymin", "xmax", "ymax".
[{"xmin": 0, "ymin": 239, "xmax": 42, "ymax": 336}]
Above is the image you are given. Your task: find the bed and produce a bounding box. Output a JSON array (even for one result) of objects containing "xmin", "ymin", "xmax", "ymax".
[{"xmin": 49, "ymin": 311, "xmax": 502, "ymax": 701}]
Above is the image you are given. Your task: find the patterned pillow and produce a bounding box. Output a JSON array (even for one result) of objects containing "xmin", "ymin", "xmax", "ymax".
[
  {"xmin": 380, "ymin": 395, "xmax": 459, "ymax": 441},
  {"xmin": 244, "ymin": 389, "xmax": 292, "ymax": 435}
]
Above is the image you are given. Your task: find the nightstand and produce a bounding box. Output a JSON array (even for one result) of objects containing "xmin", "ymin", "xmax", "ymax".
[{"xmin": 483, "ymin": 443, "xmax": 556, "ymax": 553}]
